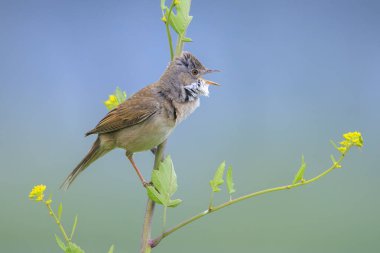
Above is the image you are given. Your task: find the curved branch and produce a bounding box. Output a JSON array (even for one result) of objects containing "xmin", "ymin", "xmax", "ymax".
[{"xmin": 151, "ymin": 155, "xmax": 345, "ymax": 247}]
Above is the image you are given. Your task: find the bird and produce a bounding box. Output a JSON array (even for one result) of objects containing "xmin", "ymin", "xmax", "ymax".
[{"xmin": 61, "ymin": 51, "xmax": 220, "ymax": 190}]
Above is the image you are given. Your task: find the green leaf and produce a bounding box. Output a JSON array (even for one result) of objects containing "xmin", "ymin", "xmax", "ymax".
[
  {"xmin": 55, "ymin": 234, "xmax": 66, "ymax": 251},
  {"xmin": 168, "ymin": 198, "xmax": 182, "ymax": 207},
  {"xmin": 114, "ymin": 87, "xmax": 127, "ymax": 104},
  {"xmin": 330, "ymin": 154, "xmax": 342, "ymax": 168},
  {"xmin": 160, "ymin": 0, "xmax": 169, "ymax": 11},
  {"xmin": 161, "ymin": 0, "xmax": 166, "ymax": 10},
  {"xmin": 70, "ymin": 215, "xmax": 78, "ymax": 240},
  {"xmin": 66, "ymin": 242, "xmax": 85, "ymax": 253},
  {"xmin": 182, "ymin": 37, "xmax": 192, "ymax": 42},
  {"xmin": 107, "ymin": 245, "xmax": 114, "ymax": 253},
  {"xmin": 292, "ymin": 155, "xmax": 307, "ymax": 184},
  {"xmin": 57, "ymin": 202, "xmax": 63, "ymax": 221},
  {"xmin": 167, "ymin": 0, "xmax": 193, "ymax": 35},
  {"xmin": 209, "ymin": 161, "xmax": 226, "ymax": 192},
  {"xmin": 146, "ymin": 185, "xmax": 164, "ymax": 205},
  {"xmin": 146, "ymin": 155, "xmax": 182, "ymax": 207},
  {"xmin": 151, "ymin": 156, "xmax": 178, "ymax": 195},
  {"xmin": 226, "ymin": 166, "xmax": 236, "ymax": 194},
  {"xmin": 330, "ymin": 140, "xmax": 339, "ymax": 150}
]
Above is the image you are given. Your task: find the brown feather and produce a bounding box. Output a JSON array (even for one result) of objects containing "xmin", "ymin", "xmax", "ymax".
[
  {"xmin": 60, "ymin": 138, "xmax": 110, "ymax": 190},
  {"xmin": 86, "ymin": 85, "xmax": 160, "ymax": 136}
]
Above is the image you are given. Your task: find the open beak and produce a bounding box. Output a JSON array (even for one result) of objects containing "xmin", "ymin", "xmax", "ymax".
[
  {"xmin": 204, "ymin": 79, "xmax": 221, "ymax": 86},
  {"xmin": 205, "ymin": 69, "xmax": 221, "ymax": 74},
  {"xmin": 202, "ymin": 69, "xmax": 221, "ymax": 86}
]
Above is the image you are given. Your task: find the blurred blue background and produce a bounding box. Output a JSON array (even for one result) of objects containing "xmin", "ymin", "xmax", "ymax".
[{"xmin": 1, "ymin": 0, "xmax": 379, "ymax": 252}]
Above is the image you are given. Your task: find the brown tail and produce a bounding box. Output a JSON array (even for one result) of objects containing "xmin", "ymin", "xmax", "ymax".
[{"xmin": 61, "ymin": 138, "xmax": 109, "ymax": 190}]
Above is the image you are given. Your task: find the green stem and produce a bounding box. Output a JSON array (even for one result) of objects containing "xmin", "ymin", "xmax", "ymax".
[
  {"xmin": 140, "ymin": 199, "xmax": 155, "ymax": 253},
  {"xmin": 208, "ymin": 191, "xmax": 214, "ymax": 210},
  {"xmin": 47, "ymin": 204, "xmax": 70, "ymax": 243},
  {"xmin": 140, "ymin": 1, "xmax": 188, "ymax": 251},
  {"xmin": 175, "ymin": 33, "xmax": 184, "ymax": 57},
  {"xmin": 165, "ymin": 2, "xmax": 175, "ymax": 60},
  {"xmin": 151, "ymin": 155, "xmax": 345, "ymax": 247},
  {"xmin": 139, "ymin": 141, "xmax": 167, "ymax": 253},
  {"xmin": 162, "ymin": 206, "xmax": 167, "ymax": 233}
]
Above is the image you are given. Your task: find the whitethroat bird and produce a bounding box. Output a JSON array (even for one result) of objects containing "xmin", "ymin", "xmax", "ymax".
[{"xmin": 61, "ymin": 52, "xmax": 220, "ymax": 190}]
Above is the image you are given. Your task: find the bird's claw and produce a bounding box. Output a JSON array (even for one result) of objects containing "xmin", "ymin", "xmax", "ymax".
[{"xmin": 143, "ymin": 181, "xmax": 153, "ymax": 188}]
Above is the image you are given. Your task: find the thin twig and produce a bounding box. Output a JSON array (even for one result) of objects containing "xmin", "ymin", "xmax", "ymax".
[
  {"xmin": 165, "ymin": 2, "xmax": 175, "ymax": 60},
  {"xmin": 139, "ymin": 141, "xmax": 167, "ymax": 253},
  {"xmin": 46, "ymin": 204, "xmax": 70, "ymax": 243},
  {"xmin": 151, "ymin": 155, "xmax": 344, "ymax": 247},
  {"xmin": 140, "ymin": 1, "xmax": 187, "ymax": 251}
]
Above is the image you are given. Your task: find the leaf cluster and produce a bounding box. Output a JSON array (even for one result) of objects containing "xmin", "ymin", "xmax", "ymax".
[
  {"xmin": 53, "ymin": 202, "xmax": 114, "ymax": 253},
  {"xmin": 209, "ymin": 162, "xmax": 236, "ymax": 195},
  {"xmin": 147, "ymin": 156, "xmax": 182, "ymax": 207},
  {"xmin": 161, "ymin": 0, "xmax": 193, "ymax": 40}
]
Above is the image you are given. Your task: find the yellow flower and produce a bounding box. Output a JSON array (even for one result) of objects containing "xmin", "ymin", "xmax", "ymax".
[
  {"xmin": 29, "ymin": 184, "xmax": 46, "ymax": 202},
  {"xmin": 104, "ymin": 95, "xmax": 119, "ymax": 110},
  {"xmin": 337, "ymin": 146, "xmax": 347, "ymax": 154},
  {"xmin": 104, "ymin": 88, "xmax": 127, "ymax": 111},
  {"xmin": 45, "ymin": 199, "xmax": 52, "ymax": 205},
  {"xmin": 342, "ymin": 131, "xmax": 364, "ymax": 148},
  {"xmin": 109, "ymin": 95, "xmax": 117, "ymax": 103},
  {"xmin": 161, "ymin": 15, "xmax": 167, "ymax": 23},
  {"xmin": 174, "ymin": 0, "xmax": 180, "ymax": 6},
  {"xmin": 336, "ymin": 131, "xmax": 364, "ymax": 155}
]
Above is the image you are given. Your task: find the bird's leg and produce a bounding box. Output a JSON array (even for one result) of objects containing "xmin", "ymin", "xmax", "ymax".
[{"xmin": 126, "ymin": 152, "xmax": 150, "ymax": 188}]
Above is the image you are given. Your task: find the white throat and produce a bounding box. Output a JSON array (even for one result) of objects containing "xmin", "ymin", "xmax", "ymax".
[{"xmin": 184, "ymin": 79, "xmax": 209, "ymax": 101}]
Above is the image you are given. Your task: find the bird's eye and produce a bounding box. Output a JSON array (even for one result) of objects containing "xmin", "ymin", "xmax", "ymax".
[{"xmin": 191, "ymin": 69, "xmax": 199, "ymax": 76}]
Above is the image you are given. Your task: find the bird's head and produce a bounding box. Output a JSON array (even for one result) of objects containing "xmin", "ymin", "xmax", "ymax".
[{"xmin": 162, "ymin": 51, "xmax": 220, "ymax": 102}]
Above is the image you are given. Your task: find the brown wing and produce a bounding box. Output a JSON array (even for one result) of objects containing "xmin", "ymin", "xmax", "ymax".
[{"xmin": 85, "ymin": 95, "xmax": 160, "ymax": 136}]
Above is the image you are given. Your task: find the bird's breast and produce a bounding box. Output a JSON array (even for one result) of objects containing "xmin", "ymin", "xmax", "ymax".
[
  {"xmin": 173, "ymin": 98, "xmax": 200, "ymax": 125},
  {"xmin": 112, "ymin": 111, "xmax": 175, "ymax": 153}
]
